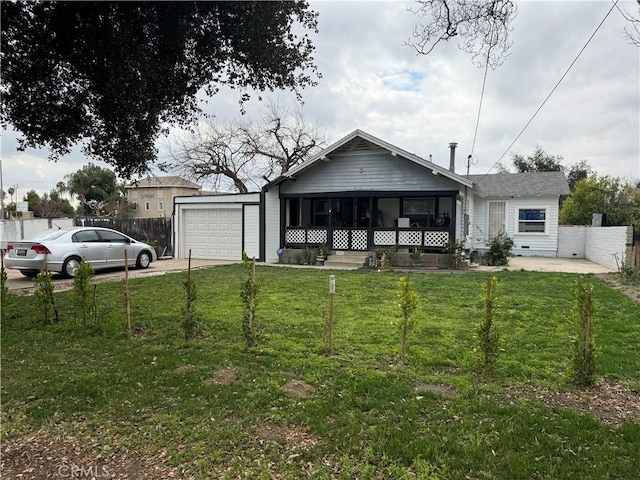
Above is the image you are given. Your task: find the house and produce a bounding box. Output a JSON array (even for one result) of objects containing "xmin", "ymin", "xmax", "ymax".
[
  {"xmin": 126, "ymin": 176, "xmax": 201, "ymax": 218},
  {"xmin": 173, "ymin": 130, "xmax": 570, "ymax": 261}
]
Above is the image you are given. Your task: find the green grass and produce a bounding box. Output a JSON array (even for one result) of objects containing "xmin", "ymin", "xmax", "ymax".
[{"xmin": 2, "ymin": 265, "xmax": 639, "ymax": 479}]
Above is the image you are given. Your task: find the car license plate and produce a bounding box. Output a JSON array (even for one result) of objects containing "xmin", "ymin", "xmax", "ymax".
[{"xmin": 17, "ymin": 249, "xmax": 27, "ymax": 256}]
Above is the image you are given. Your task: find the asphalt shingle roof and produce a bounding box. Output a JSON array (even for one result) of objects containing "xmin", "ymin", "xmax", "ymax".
[{"xmin": 469, "ymin": 171, "xmax": 570, "ymax": 197}]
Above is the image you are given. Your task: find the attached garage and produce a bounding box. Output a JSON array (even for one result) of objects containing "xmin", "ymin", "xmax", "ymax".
[{"xmin": 174, "ymin": 193, "xmax": 261, "ymax": 261}]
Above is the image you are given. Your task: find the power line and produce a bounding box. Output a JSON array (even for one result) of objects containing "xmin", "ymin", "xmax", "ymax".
[
  {"xmin": 470, "ymin": 59, "xmax": 490, "ymax": 158},
  {"xmin": 484, "ymin": 0, "xmax": 619, "ymax": 175}
]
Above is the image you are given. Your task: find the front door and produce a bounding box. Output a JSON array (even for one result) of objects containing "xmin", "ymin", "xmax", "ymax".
[{"xmin": 488, "ymin": 201, "xmax": 506, "ymax": 240}]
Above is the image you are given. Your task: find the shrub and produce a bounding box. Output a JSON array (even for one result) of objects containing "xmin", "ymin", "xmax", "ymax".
[
  {"xmin": 241, "ymin": 252, "xmax": 259, "ymax": 346},
  {"xmin": 70, "ymin": 260, "xmax": 96, "ymax": 327},
  {"xmin": 396, "ymin": 274, "xmax": 418, "ymax": 363},
  {"xmin": 443, "ymin": 239, "xmax": 466, "ymax": 269},
  {"xmin": 478, "ymin": 276, "xmax": 500, "ymax": 374},
  {"xmin": 182, "ymin": 268, "xmax": 200, "ymax": 340},
  {"xmin": 486, "ymin": 234, "xmax": 514, "ymax": 266},
  {"xmin": 34, "ymin": 269, "xmax": 59, "ymax": 323},
  {"xmin": 569, "ymin": 280, "xmax": 597, "ymax": 387}
]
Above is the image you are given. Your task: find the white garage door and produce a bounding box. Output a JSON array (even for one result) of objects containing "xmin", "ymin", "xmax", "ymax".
[{"xmin": 183, "ymin": 208, "xmax": 242, "ymax": 260}]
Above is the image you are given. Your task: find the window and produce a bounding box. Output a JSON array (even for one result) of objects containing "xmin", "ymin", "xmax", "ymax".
[
  {"xmin": 72, "ymin": 230, "xmax": 100, "ymax": 243},
  {"xmin": 518, "ymin": 208, "xmax": 547, "ymax": 233},
  {"xmin": 145, "ymin": 202, "xmax": 150, "ymax": 211},
  {"xmin": 132, "ymin": 191, "xmax": 138, "ymax": 199},
  {"xmin": 98, "ymin": 230, "xmax": 128, "ymax": 243},
  {"xmin": 157, "ymin": 190, "xmax": 164, "ymax": 199},
  {"xmin": 158, "ymin": 201, "xmax": 164, "ymax": 212},
  {"xmin": 131, "ymin": 203, "xmax": 138, "ymax": 211}
]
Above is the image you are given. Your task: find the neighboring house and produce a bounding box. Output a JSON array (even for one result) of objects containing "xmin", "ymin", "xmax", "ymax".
[
  {"xmin": 173, "ymin": 130, "xmax": 570, "ymax": 261},
  {"xmin": 126, "ymin": 176, "xmax": 201, "ymax": 218}
]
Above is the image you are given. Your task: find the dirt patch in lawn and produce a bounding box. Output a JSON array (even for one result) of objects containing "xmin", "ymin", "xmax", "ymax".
[
  {"xmin": 202, "ymin": 366, "xmax": 241, "ymax": 386},
  {"xmin": 596, "ymin": 273, "xmax": 640, "ymax": 303},
  {"xmin": 0, "ymin": 427, "xmax": 179, "ymax": 480},
  {"xmin": 254, "ymin": 423, "xmax": 318, "ymax": 452},
  {"xmin": 415, "ymin": 382, "xmax": 458, "ymax": 398},
  {"xmin": 282, "ymin": 380, "xmax": 313, "ymax": 398},
  {"xmin": 172, "ymin": 364, "xmax": 196, "ymax": 374},
  {"xmin": 503, "ymin": 379, "xmax": 640, "ymax": 427}
]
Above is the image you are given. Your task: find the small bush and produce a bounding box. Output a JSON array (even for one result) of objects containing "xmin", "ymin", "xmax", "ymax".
[
  {"xmin": 34, "ymin": 269, "xmax": 59, "ymax": 323},
  {"xmin": 569, "ymin": 280, "xmax": 597, "ymax": 387},
  {"xmin": 396, "ymin": 274, "xmax": 418, "ymax": 363},
  {"xmin": 443, "ymin": 239, "xmax": 466, "ymax": 269},
  {"xmin": 486, "ymin": 234, "xmax": 514, "ymax": 266},
  {"xmin": 478, "ymin": 276, "xmax": 500, "ymax": 374},
  {"xmin": 1, "ymin": 264, "xmax": 15, "ymax": 320},
  {"xmin": 70, "ymin": 260, "xmax": 96, "ymax": 327},
  {"xmin": 241, "ymin": 252, "xmax": 259, "ymax": 347},
  {"xmin": 182, "ymin": 270, "xmax": 200, "ymax": 340}
]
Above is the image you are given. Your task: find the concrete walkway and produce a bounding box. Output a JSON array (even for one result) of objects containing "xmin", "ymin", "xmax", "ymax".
[{"xmin": 478, "ymin": 256, "xmax": 615, "ymax": 274}]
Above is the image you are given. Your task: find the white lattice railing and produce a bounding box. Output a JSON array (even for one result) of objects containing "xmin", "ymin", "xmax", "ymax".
[{"xmin": 285, "ymin": 227, "xmax": 451, "ymax": 250}]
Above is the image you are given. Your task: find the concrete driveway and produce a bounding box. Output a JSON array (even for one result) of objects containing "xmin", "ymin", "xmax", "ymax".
[{"xmin": 3, "ymin": 257, "xmax": 235, "ymax": 293}]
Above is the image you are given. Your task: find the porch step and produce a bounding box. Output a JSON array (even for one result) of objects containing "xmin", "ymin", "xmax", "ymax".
[{"xmin": 324, "ymin": 251, "xmax": 370, "ymax": 269}]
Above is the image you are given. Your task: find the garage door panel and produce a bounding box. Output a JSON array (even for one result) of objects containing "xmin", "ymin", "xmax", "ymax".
[{"xmin": 183, "ymin": 208, "xmax": 243, "ymax": 260}]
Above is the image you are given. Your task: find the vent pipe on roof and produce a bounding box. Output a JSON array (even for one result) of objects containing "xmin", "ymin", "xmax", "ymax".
[{"xmin": 448, "ymin": 142, "xmax": 457, "ymax": 173}]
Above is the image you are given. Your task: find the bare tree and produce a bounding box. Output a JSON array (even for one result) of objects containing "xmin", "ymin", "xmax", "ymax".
[
  {"xmin": 166, "ymin": 103, "xmax": 327, "ymax": 193},
  {"xmin": 407, "ymin": 0, "xmax": 517, "ymax": 69},
  {"xmin": 34, "ymin": 193, "xmax": 61, "ymax": 227},
  {"xmin": 615, "ymin": 1, "xmax": 640, "ymax": 47}
]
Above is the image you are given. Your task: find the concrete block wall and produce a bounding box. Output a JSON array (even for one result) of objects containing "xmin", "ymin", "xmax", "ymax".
[
  {"xmin": 559, "ymin": 225, "xmax": 633, "ymax": 270},
  {"xmin": 557, "ymin": 226, "xmax": 587, "ymax": 258},
  {"xmin": 585, "ymin": 226, "xmax": 633, "ymax": 270}
]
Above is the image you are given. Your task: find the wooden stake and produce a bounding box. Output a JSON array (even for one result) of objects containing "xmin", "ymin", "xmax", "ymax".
[
  {"xmin": 328, "ymin": 275, "xmax": 335, "ymax": 355},
  {"xmin": 124, "ymin": 249, "xmax": 131, "ymax": 333}
]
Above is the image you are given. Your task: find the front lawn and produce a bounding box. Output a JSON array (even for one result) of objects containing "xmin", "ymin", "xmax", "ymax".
[{"xmin": 2, "ymin": 265, "xmax": 639, "ymax": 479}]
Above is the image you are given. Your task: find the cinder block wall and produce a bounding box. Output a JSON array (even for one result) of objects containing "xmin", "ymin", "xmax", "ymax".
[
  {"xmin": 585, "ymin": 226, "xmax": 633, "ymax": 270},
  {"xmin": 557, "ymin": 226, "xmax": 587, "ymax": 258}
]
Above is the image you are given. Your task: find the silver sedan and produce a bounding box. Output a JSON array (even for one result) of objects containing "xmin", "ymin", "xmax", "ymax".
[{"xmin": 3, "ymin": 226, "xmax": 157, "ymax": 278}]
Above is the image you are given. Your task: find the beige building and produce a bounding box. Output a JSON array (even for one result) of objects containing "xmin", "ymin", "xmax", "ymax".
[{"xmin": 125, "ymin": 176, "xmax": 201, "ymax": 218}]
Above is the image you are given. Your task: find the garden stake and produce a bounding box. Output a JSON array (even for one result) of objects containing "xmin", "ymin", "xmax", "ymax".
[
  {"xmin": 327, "ymin": 275, "xmax": 335, "ymax": 355},
  {"xmin": 124, "ymin": 249, "xmax": 131, "ymax": 333}
]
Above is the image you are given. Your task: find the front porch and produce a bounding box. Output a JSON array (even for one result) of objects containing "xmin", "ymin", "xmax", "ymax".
[{"xmin": 281, "ymin": 192, "xmax": 458, "ymax": 252}]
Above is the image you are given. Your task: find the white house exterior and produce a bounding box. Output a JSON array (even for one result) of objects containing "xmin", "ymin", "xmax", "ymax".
[
  {"xmin": 172, "ymin": 130, "xmax": 570, "ymax": 261},
  {"xmin": 469, "ymin": 172, "xmax": 570, "ymax": 257}
]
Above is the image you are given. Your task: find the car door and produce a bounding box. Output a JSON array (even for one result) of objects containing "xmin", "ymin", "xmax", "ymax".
[
  {"xmin": 71, "ymin": 229, "xmax": 107, "ymax": 268},
  {"xmin": 98, "ymin": 230, "xmax": 130, "ymax": 267}
]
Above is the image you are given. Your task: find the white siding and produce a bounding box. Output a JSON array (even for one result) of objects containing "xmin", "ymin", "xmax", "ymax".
[
  {"xmin": 243, "ymin": 205, "xmax": 260, "ymax": 259},
  {"xmin": 264, "ymin": 186, "xmax": 281, "ymax": 261},
  {"xmin": 472, "ymin": 195, "xmax": 561, "ymax": 256},
  {"xmin": 281, "ymin": 152, "xmax": 460, "ymax": 194}
]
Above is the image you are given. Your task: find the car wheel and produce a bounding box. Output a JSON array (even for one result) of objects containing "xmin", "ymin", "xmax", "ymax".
[
  {"xmin": 136, "ymin": 251, "xmax": 152, "ymax": 269},
  {"xmin": 62, "ymin": 257, "xmax": 81, "ymax": 278},
  {"xmin": 20, "ymin": 270, "xmax": 39, "ymax": 278}
]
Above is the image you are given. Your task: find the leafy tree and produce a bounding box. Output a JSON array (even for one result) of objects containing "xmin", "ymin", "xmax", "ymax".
[
  {"xmin": 567, "ymin": 160, "xmax": 592, "ymax": 192},
  {"xmin": 559, "ymin": 175, "xmax": 639, "ymax": 228},
  {"xmin": 24, "ymin": 190, "xmax": 41, "ymax": 213},
  {"xmin": 511, "ymin": 146, "xmax": 564, "ymax": 173},
  {"xmin": 167, "ymin": 102, "xmax": 326, "ymax": 193},
  {"xmin": 66, "ymin": 163, "xmax": 118, "ymax": 215},
  {"xmin": 1, "ymin": 2, "xmax": 320, "ymax": 179}
]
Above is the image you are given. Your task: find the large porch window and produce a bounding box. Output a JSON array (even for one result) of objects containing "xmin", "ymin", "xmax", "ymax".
[{"xmin": 284, "ymin": 193, "xmax": 458, "ymax": 251}]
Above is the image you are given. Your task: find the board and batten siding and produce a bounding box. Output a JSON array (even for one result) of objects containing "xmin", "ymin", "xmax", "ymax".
[
  {"xmin": 263, "ymin": 186, "xmax": 281, "ymax": 261},
  {"xmin": 472, "ymin": 195, "xmax": 561, "ymax": 256},
  {"xmin": 280, "ymin": 152, "xmax": 460, "ymax": 194},
  {"xmin": 243, "ymin": 204, "xmax": 260, "ymax": 259}
]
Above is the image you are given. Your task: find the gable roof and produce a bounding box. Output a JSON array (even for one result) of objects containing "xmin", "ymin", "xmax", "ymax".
[
  {"xmin": 126, "ymin": 176, "xmax": 201, "ymax": 190},
  {"xmin": 265, "ymin": 129, "xmax": 474, "ymax": 189},
  {"xmin": 469, "ymin": 172, "xmax": 570, "ymax": 197}
]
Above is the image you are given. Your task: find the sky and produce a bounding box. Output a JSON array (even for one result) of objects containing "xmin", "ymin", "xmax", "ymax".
[{"xmin": 1, "ymin": 0, "xmax": 639, "ymax": 202}]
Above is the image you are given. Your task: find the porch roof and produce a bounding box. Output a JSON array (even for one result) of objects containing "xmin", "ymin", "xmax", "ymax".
[{"xmin": 263, "ymin": 129, "xmax": 474, "ymax": 191}]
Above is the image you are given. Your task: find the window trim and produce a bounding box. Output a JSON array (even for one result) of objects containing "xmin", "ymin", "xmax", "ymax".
[
  {"xmin": 145, "ymin": 201, "xmax": 150, "ymax": 212},
  {"xmin": 515, "ymin": 207, "xmax": 549, "ymax": 235}
]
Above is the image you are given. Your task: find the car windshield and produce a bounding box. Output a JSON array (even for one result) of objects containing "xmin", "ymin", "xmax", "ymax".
[{"xmin": 25, "ymin": 229, "xmax": 69, "ymax": 241}]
